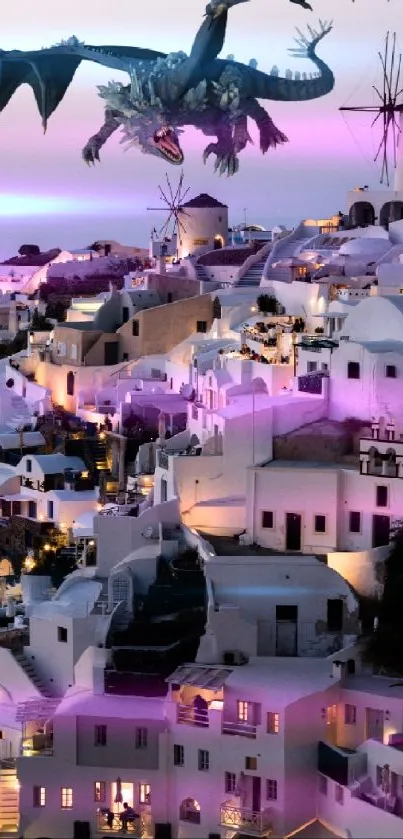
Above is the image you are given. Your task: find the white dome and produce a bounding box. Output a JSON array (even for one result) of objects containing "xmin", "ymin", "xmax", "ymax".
[{"xmin": 339, "ymin": 238, "xmax": 391, "ymax": 257}]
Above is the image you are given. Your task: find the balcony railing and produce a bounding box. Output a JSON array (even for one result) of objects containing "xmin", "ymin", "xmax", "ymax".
[
  {"xmin": 20, "ymin": 736, "xmax": 53, "ymax": 757},
  {"xmin": 176, "ymin": 703, "xmax": 209, "ymax": 727},
  {"xmin": 220, "ymin": 803, "xmax": 272, "ymax": 835},
  {"xmin": 222, "ymin": 719, "xmax": 257, "ymax": 738},
  {"xmin": 95, "ymin": 809, "xmax": 153, "ymax": 836}
]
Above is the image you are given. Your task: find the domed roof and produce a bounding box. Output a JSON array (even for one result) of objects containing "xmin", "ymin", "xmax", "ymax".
[{"xmin": 339, "ymin": 238, "xmax": 391, "ymax": 257}]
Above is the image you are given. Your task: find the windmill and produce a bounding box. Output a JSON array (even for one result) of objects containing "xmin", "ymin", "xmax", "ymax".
[
  {"xmin": 340, "ymin": 31, "xmax": 403, "ymax": 188},
  {"xmin": 147, "ymin": 171, "xmax": 191, "ymax": 260}
]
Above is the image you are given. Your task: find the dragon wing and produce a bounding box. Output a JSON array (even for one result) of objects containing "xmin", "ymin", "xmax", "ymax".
[{"xmin": 0, "ymin": 42, "xmax": 167, "ymax": 131}]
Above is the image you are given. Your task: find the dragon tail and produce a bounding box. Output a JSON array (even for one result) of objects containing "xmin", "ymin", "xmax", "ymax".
[{"xmin": 241, "ymin": 20, "xmax": 334, "ymax": 102}]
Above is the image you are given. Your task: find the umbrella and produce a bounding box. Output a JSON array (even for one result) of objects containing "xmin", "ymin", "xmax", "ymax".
[
  {"xmin": 158, "ymin": 411, "xmax": 166, "ymax": 440},
  {"xmin": 114, "ymin": 777, "xmax": 123, "ymax": 812}
]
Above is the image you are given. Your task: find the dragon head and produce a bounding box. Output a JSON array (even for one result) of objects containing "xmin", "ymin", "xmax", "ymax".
[
  {"xmin": 152, "ymin": 126, "xmax": 184, "ymax": 165},
  {"xmin": 120, "ymin": 114, "xmax": 185, "ymax": 165}
]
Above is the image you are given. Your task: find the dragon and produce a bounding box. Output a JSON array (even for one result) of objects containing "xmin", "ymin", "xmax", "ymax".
[{"xmin": 0, "ymin": 0, "xmax": 335, "ymax": 176}]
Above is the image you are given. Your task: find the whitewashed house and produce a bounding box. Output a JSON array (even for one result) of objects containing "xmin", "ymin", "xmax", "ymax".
[{"xmin": 196, "ymin": 553, "xmax": 359, "ymax": 662}]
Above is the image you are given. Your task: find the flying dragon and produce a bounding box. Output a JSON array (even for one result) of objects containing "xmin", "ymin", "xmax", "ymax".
[{"xmin": 0, "ymin": 0, "xmax": 335, "ymax": 176}]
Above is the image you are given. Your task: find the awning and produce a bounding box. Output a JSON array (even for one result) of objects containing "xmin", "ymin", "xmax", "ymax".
[
  {"xmin": 15, "ymin": 697, "xmax": 61, "ymax": 723},
  {"xmin": 166, "ymin": 664, "xmax": 232, "ymax": 690}
]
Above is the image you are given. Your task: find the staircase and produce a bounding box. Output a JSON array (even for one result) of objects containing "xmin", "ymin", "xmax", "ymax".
[
  {"xmin": 0, "ymin": 767, "xmax": 19, "ymax": 834},
  {"xmin": 264, "ymin": 229, "xmax": 316, "ymax": 283},
  {"xmin": 236, "ymin": 257, "xmax": 267, "ymax": 287},
  {"xmin": 12, "ymin": 651, "xmax": 55, "ymax": 698},
  {"xmin": 194, "ymin": 262, "xmax": 209, "ymax": 282}
]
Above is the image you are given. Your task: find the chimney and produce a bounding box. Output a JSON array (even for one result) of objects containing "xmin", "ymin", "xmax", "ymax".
[{"xmin": 332, "ymin": 660, "xmax": 346, "ymax": 682}]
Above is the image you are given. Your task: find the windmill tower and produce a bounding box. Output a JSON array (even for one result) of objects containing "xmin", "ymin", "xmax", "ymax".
[
  {"xmin": 341, "ymin": 33, "xmax": 403, "ymax": 228},
  {"xmin": 147, "ymin": 172, "xmax": 190, "ymax": 268}
]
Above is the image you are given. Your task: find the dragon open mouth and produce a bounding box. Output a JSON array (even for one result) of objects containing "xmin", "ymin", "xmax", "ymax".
[{"xmin": 153, "ymin": 126, "xmax": 184, "ymax": 164}]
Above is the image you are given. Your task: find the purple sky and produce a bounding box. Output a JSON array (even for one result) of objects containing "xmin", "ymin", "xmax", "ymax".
[{"xmin": 0, "ymin": 0, "xmax": 400, "ymax": 257}]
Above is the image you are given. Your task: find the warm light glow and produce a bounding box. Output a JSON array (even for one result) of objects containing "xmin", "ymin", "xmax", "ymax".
[
  {"xmin": 237, "ymin": 700, "xmax": 249, "ymax": 722},
  {"xmin": 99, "ymin": 432, "xmax": 106, "ymax": 440},
  {"xmin": 89, "ymin": 540, "xmax": 95, "ymax": 547},
  {"xmin": 24, "ymin": 556, "xmax": 36, "ymax": 572},
  {"xmin": 250, "ymin": 306, "xmax": 257, "ymax": 313},
  {"xmin": 209, "ymin": 700, "xmax": 223, "ymax": 711},
  {"xmin": 43, "ymin": 544, "xmax": 51, "ymax": 552}
]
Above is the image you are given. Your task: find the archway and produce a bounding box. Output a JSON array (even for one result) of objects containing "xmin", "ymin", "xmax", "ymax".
[
  {"xmin": 213, "ymin": 234, "xmax": 224, "ymax": 249},
  {"xmin": 66, "ymin": 370, "xmax": 75, "ymax": 397},
  {"xmin": 379, "ymin": 201, "xmax": 403, "ymax": 228},
  {"xmin": 348, "ymin": 201, "xmax": 375, "ymax": 227}
]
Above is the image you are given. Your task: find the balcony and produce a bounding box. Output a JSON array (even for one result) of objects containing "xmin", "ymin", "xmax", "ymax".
[
  {"xmin": 220, "ymin": 803, "xmax": 272, "ymax": 836},
  {"xmin": 222, "ymin": 719, "xmax": 257, "ymax": 738},
  {"xmin": 176, "ymin": 703, "xmax": 209, "ymax": 727},
  {"xmin": 95, "ymin": 809, "xmax": 153, "ymax": 836},
  {"xmin": 20, "ymin": 735, "xmax": 53, "ymax": 757}
]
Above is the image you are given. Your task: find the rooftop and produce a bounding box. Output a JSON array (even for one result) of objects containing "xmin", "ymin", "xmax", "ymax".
[
  {"xmin": 55, "ymin": 688, "xmax": 166, "ymax": 720},
  {"xmin": 262, "ymin": 459, "xmax": 356, "ymax": 471},
  {"xmin": 21, "ymin": 454, "xmax": 86, "ymax": 474},
  {"xmin": 204, "ymin": 534, "xmax": 327, "ymax": 560},
  {"xmin": 344, "ymin": 674, "xmax": 403, "ymax": 699},
  {"xmin": 180, "ymin": 192, "xmax": 227, "ymax": 209}
]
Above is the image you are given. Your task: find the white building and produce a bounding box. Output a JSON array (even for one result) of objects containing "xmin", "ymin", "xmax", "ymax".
[{"xmin": 177, "ymin": 193, "xmax": 228, "ymax": 259}]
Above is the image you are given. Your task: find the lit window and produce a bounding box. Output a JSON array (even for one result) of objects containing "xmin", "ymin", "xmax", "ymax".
[
  {"xmin": 237, "ymin": 701, "xmax": 249, "ymax": 722},
  {"xmin": 267, "ymin": 712, "xmax": 279, "ymax": 734},
  {"xmin": 94, "ymin": 781, "xmax": 106, "ymax": 802},
  {"xmin": 344, "ymin": 704, "xmax": 356, "ymax": 725},
  {"xmin": 326, "ymin": 705, "xmax": 337, "ymax": 726},
  {"xmin": 33, "ymin": 786, "xmax": 46, "ymax": 807},
  {"xmin": 266, "ymin": 779, "xmax": 277, "ymax": 800},
  {"xmin": 139, "ymin": 783, "xmax": 151, "ymax": 804},
  {"xmin": 61, "ymin": 787, "xmax": 73, "ymax": 809}
]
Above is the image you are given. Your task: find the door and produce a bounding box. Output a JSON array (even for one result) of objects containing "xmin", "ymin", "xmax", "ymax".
[
  {"xmin": 276, "ymin": 605, "xmax": 298, "ymax": 656},
  {"xmin": 252, "ymin": 776, "xmax": 261, "ymax": 812},
  {"xmin": 104, "ymin": 341, "xmax": 119, "ymax": 365},
  {"xmin": 372, "ymin": 514, "xmax": 390, "ymax": 547},
  {"xmin": 257, "ymin": 620, "xmax": 272, "ymax": 655},
  {"xmin": 366, "ymin": 708, "xmax": 384, "ymax": 742},
  {"xmin": 28, "ymin": 500, "xmax": 37, "ymax": 519},
  {"xmin": 285, "ymin": 513, "xmax": 301, "ymax": 551}
]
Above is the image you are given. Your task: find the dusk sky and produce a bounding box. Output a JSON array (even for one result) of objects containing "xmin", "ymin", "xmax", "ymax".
[{"xmin": 0, "ymin": 0, "xmax": 401, "ymax": 258}]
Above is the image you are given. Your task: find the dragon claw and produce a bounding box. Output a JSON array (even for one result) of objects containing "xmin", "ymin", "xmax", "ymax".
[
  {"xmin": 82, "ymin": 141, "xmax": 101, "ymax": 165},
  {"xmin": 203, "ymin": 143, "xmax": 239, "ymax": 176}
]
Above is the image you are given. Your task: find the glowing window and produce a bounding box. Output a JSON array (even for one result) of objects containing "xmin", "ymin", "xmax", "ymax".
[
  {"xmin": 237, "ymin": 701, "xmax": 249, "ymax": 722},
  {"xmin": 267, "ymin": 712, "xmax": 279, "ymax": 734},
  {"xmin": 61, "ymin": 787, "xmax": 73, "ymax": 809},
  {"xmin": 33, "ymin": 786, "xmax": 46, "ymax": 807},
  {"xmin": 139, "ymin": 783, "xmax": 151, "ymax": 804}
]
